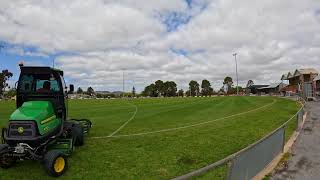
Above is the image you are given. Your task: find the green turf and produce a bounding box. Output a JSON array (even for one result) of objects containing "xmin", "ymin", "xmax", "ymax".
[{"xmin": 0, "ymin": 96, "xmax": 299, "ymax": 180}]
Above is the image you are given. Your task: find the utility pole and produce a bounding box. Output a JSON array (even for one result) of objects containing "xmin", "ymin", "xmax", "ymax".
[{"xmin": 233, "ymin": 53, "xmax": 239, "ymax": 96}]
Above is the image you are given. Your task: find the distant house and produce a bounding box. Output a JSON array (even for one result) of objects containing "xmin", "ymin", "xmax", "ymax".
[
  {"xmin": 257, "ymin": 83, "xmax": 287, "ymax": 95},
  {"xmin": 281, "ymin": 68, "xmax": 319, "ymax": 98}
]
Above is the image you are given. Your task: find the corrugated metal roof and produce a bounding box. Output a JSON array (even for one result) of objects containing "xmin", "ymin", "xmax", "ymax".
[
  {"xmin": 297, "ymin": 68, "xmax": 318, "ymax": 75},
  {"xmin": 258, "ymin": 82, "xmax": 287, "ymax": 89}
]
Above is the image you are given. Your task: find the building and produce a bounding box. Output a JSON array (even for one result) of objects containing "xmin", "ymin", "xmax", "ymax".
[
  {"xmin": 246, "ymin": 85, "xmax": 269, "ymax": 94},
  {"xmin": 257, "ymin": 82, "xmax": 287, "ymax": 95},
  {"xmin": 314, "ymin": 75, "xmax": 320, "ymax": 96},
  {"xmin": 281, "ymin": 68, "xmax": 319, "ymax": 98}
]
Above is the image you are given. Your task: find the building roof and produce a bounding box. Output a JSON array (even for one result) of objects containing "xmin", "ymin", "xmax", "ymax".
[
  {"xmin": 314, "ymin": 75, "xmax": 320, "ymax": 81},
  {"xmin": 249, "ymin": 85, "xmax": 269, "ymax": 89},
  {"xmin": 281, "ymin": 68, "xmax": 319, "ymax": 80},
  {"xmin": 296, "ymin": 68, "xmax": 318, "ymax": 75},
  {"xmin": 287, "ymin": 72, "xmax": 294, "ymax": 79},
  {"xmin": 258, "ymin": 83, "xmax": 286, "ymax": 90}
]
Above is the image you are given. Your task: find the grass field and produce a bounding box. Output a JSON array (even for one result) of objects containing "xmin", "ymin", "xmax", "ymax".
[{"xmin": 0, "ymin": 96, "xmax": 299, "ymax": 180}]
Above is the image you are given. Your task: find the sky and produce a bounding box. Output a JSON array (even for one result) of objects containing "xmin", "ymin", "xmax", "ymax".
[{"xmin": 0, "ymin": 0, "xmax": 320, "ymax": 92}]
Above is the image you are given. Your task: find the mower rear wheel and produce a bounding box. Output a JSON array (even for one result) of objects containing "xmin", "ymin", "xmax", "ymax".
[
  {"xmin": 73, "ymin": 124, "xmax": 84, "ymax": 146},
  {"xmin": 43, "ymin": 150, "xmax": 67, "ymax": 177}
]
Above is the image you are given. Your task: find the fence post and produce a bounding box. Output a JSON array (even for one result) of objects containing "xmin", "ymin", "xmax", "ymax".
[{"xmin": 226, "ymin": 161, "xmax": 232, "ymax": 180}]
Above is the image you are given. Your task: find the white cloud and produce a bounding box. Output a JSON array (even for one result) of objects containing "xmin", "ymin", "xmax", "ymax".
[{"xmin": 1, "ymin": 0, "xmax": 320, "ymax": 91}]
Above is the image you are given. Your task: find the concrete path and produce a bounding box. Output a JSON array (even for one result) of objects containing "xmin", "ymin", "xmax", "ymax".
[{"xmin": 271, "ymin": 101, "xmax": 320, "ymax": 180}]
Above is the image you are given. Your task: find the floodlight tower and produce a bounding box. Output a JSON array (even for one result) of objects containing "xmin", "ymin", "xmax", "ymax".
[{"xmin": 233, "ymin": 53, "xmax": 239, "ymax": 96}]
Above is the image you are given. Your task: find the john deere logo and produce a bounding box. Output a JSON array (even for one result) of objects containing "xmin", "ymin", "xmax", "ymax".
[{"xmin": 18, "ymin": 127, "xmax": 24, "ymax": 134}]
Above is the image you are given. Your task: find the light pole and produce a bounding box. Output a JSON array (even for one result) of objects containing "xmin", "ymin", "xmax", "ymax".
[{"xmin": 233, "ymin": 53, "xmax": 239, "ymax": 96}]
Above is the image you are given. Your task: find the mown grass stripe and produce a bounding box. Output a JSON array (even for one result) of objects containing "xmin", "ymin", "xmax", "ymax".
[{"xmin": 90, "ymin": 99, "xmax": 277, "ymax": 139}]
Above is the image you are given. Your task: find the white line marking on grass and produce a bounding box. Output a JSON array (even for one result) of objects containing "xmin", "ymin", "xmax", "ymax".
[
  {"xmin": 106, "ymin": 102, "xmax": 138, "ymax": 137},
  {"xmin": 90, "ymin": 99, "xmax": 277, "ymax": 139}
]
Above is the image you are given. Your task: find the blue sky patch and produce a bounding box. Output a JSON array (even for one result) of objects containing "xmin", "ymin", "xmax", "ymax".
[
  {"xmin": 160, "ymin": 11, "xmax": 192, "ymax": 32},
  {"xmin": 158, "ymin": 0, "xmax": 209, "ymax": 32},
  {"xmin": 170, "ymin": 48, "xmax": 206, "ymax": 57}
]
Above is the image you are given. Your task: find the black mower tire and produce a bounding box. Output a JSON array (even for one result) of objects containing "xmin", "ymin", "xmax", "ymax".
[
  {"xmin": 73, "ymin": 124, "xmax": 84, "ymax": 146},
  {"xmin": 43, "ymin": 150, "xmax": 67, "ymax": 177},
  {"xmin": 0, "ymin": 144, "xmax": 16, "ymax": 169}
]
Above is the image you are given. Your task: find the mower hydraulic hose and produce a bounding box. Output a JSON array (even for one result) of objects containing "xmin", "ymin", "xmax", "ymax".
[{"xmin": 26, "ymin": 149, "xmax": 43, "ymax": 160}]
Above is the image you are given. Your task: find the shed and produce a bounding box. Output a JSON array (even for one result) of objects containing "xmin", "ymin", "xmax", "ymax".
[{"xmin": 257, "ymin": 83, "xmax": 287, "ymax": 95}]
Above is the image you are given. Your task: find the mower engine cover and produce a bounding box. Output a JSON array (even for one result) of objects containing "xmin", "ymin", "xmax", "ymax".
[{"xmin": 9, "ymin": 101, "xmax": 61, "ymax": 136}]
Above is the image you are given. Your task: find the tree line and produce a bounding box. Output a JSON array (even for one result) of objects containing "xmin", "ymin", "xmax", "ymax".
[
  {"xmin": 142, "ymin": 79, "xmax": 217, "ymax": 97},
  {"xmin": 141, "ymin": 76, "xmax": 247, "ymax": 97}
]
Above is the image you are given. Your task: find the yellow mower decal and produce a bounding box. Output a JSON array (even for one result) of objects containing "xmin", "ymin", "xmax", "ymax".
[{"xmin": 41, "ymin": 115, "xmax": 56, "ymax": 125}]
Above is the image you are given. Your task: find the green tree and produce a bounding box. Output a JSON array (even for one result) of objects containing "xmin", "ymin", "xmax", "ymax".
[
  {"xmin": 189, "ymin": 80, "xmax": 200, "ymax": 96},
  {"xmin": 4, "ymin": 88, "xmax": 16, "ymax": 98},
  {"xmin": 142, "ymin": 84, "xmax": 157, "ymax": 97},
  {"xmin": 246, "ymin": 80, "xmax": 254, "ymax": 88},
  {"xmin": 201, "ymin": 79, "xmax": 213, "ymax": 96},
  {"xmin": 77, "ymin": 87, "xmax": 83, "ymax": 94},
  {"xmin": 163, "ymin": 81, "xmax": 177, "ymax": 97},
  {"xmin": 229, "ymin": 86, "xmax": 242, "ymax": 94},
  {"xmin": 155, "ymin": 80, "xmax": 164, "ymax": 97},
  {"xmin": 223, "ymin": 76, "xmax": 233, "ymax": 94},
  {"xmin": 132, "ymin": 86, "xmax": 136, "ymax": 97},
  {"xmin": 87, "ymin": 87, "xmax": 95, "ymax": 96},
  {"xmin": 246, "ymin": 80, "xmax": 254, "ymax": 94},
  {"xmin": 0, "ymin": 69, "xmax": 13, "ymax": 98},
  {"xmin": 178, "ymin": 89, "xmax": 184, "ymax": 97},
  {"xmin": 185, "ymin": 90, "xmax": 191, "ymax": 97}
]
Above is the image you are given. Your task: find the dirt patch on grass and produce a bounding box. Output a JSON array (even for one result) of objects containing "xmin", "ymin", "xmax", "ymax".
[{"xmin": 177, "ymin": 155, "xmax": 197, "ymax": 165}]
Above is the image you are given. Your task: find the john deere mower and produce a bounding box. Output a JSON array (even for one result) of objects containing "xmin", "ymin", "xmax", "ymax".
[{"xmin": 0, "ymin": 65, "xmax": 92, "ymax": 177}]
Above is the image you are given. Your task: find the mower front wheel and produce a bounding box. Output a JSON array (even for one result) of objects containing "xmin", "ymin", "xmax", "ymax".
[
  {"xmin": 0, "ymin": 156, "xmax": 16, "ymax": 169},
  {"xmin": 0, "ymin": 144, "xmax": 16, "ymax": 169},
  {"xmin": 43, "ymin": 150, "xmax": 67, "ymax": 177}
]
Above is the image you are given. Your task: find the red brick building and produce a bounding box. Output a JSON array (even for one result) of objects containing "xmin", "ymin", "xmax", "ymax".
[{"xmin": 281, "ymin": 68, "xmax": 319, "ymax": 97}]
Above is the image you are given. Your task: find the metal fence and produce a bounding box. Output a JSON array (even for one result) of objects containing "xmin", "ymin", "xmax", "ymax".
[
  {"xmin": 304, "ymin": 82, "xmax": 313, "ymax": 99},
  {"xmin": 173, "ymin": 100, "xmax": 306, "ymax": 180}
]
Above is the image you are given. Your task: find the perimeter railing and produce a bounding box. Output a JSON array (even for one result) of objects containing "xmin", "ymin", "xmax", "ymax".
[{"xmin": 173, "ymin": 97, "xmax": 306, "ymax": 180}]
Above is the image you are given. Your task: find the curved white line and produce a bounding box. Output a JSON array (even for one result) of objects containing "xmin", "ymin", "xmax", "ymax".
[
  {"xmin": 90, "ymin": 99, "xmax": 277, "ymax": 139},
  {"xmin": 107, "ymin": 102, "xmax": 138, "ymax": 137}
]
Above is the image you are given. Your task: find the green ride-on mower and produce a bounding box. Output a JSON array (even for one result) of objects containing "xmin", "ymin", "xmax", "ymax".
[{"xmin": 0, "ymin": 65, "xmax": 92, "ymax": 177}]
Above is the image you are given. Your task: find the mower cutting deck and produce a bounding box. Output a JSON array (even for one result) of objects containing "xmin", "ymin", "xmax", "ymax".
[{"xmin": 0, "ymin": 65, "xmax": 92, "ymax": 177}]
